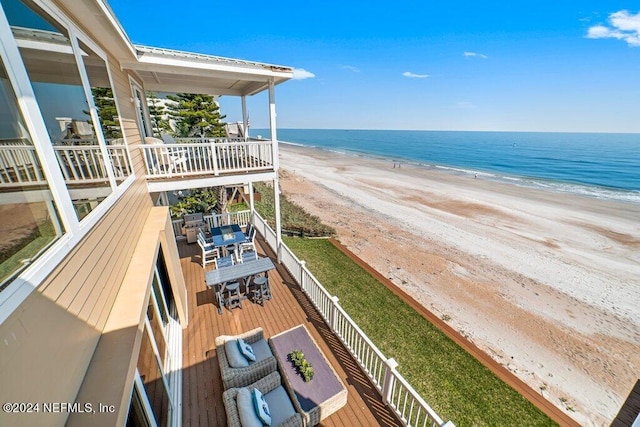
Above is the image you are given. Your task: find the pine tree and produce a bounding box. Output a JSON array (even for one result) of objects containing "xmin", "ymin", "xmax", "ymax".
[
  {"xmin": 165, "ymin": 93, "xmax": 226, "ymax": 138},
  {"xmin": 147, "ymin": 92, "xmax": 170, "ymax": 136},
  {"xmin": 91, "ymin": 87, "xmax": 122, "ymax": 139}
]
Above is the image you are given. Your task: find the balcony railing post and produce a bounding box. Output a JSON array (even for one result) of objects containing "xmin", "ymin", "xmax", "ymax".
[
  {"xmin": 299, "ymin": 261, "xmax": 306, "ymax": 292},
  {"xmin": 382, "ymin": 357, "xmax": 399, "ymax": 405},
  {"xmin": 209, "ymin": 139, "xmax": 219, "ymax": 176},
  {"xmin": 330, "ymin": 296, "xmax": 339, "ymax": 331}
]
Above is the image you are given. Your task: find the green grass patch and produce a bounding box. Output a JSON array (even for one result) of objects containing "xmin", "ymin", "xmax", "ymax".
[
  {"xmin": 0, "ymin": 221, "xmax": 57, "ymax": 286},
  {"xmin": 284, "ymin": 237, "xmax": 556, "ymax": 427}
]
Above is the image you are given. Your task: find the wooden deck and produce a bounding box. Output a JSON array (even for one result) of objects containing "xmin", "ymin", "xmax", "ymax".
[{"xmin": 179, "ymin": 237, "xmax": 401, "ymax": 427}]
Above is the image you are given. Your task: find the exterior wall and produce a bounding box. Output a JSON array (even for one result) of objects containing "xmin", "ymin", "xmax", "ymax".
[
  {"xmin": 68, "ymin": 206, "xmax": 186, "ymax": 426},
  {"xmin": 0, "ymin": 48, "xmax": 157, "ymax": 425}
]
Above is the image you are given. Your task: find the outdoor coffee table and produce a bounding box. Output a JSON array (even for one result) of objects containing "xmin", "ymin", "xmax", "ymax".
[{"xmin": 269, "ymin": 324, "xmax": 347, "ymax": 426}]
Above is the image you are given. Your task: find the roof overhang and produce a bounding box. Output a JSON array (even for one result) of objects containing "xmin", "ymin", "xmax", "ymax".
[
  {"xmin": 54, "ymin": 1, "xmax": 294, "ymax": 97},
  {"xmin": 122, "ymin": 46, "xmax": 294, "ymax": 97}
]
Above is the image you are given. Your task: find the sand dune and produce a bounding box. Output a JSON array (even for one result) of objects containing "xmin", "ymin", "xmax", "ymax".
[{"xmin": 278, "ymin": 143, "xmax": 640, "ymax": 426}]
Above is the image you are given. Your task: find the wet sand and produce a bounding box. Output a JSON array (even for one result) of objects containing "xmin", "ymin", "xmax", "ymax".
[{"xmin": 278, "ymin": 143, "xmax": 640, "ymax": 426}]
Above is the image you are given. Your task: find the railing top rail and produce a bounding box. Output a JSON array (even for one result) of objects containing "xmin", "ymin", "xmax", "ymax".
[
  {"xmin": 0, "ymin": 137, "xmax": 30, "ymax": 145},
  {"xmin": 140, "ymin": 140, "xmax": 272, "ymax": 146}
]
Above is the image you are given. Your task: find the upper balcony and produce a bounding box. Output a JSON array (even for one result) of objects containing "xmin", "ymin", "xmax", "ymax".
[
  {"xmin": 0, "ymin": 138, "xmax": 131, "ymax": 198},
  {"xmin": 0, "ymin": 136, "xmax": 275, "ymax": 198},
  {"xmin": 141, "ymin": 137, "xmax": 276, "ymax": 192}
]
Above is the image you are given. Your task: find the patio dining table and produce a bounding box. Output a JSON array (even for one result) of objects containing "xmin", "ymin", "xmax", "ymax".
[
  {"xmin": 210, "ymin": 224, "xmax": 247, "ymax": 248},
  {"xmin": 205, "ymin": 257, "xmax": 275, "ymax": 313}
]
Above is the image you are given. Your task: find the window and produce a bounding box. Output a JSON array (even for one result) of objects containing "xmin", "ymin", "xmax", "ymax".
[
  {"xmin": 78, "ymin": 39, "xmax": 131, "ymax": 184},
  {"xmin": 3, "ymin": 0, "xmax": 126, "ymax": 220},
  {"xmin": 137, "ymin": 326, "xmax": 171, "ymax": 427},
  {"xmin": 134, "ymin": 248, "xmax": 182, "ymax": 426},
  {"xmin": 132, "ymin": 83, "xmax": 152, "ymax": 139},
  {"xmin": 0, "ymin": 55, "xmax": 63, "ymax": 289},
  {"xmin": 0, "ymin": 0, "xmax": 135, "ymax": 301},
  {"xmin": 126, "ymin": 382, "xmax": 153, "ymax": 427}
]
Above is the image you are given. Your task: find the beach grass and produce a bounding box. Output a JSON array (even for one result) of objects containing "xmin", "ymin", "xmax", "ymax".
[
  {"xmin": 283, "ymin": 237, "xmax": 556, "ymax": 427},
  {"xmin": 255, "ymin": 183, "xmax": 335, "ymax": 236}
]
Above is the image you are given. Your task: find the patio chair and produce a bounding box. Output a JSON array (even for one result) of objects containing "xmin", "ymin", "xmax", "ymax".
[
  {"xmin": 246, "ymin": 273, "xmax": 269, "ymax": 305},
  {"xmin": 239, "ymin": 227, "xmax": 256, "ymax": 253},
  {"xmin": 244, "ymin": 223, "xmax": 254, "ymax": 239},
  {"xmin": 223, "ymin": 371, "xmax": 303, "ymax": 427},
  {"xmin": 197, "ymin": 231, "xmax": 219, "ymax": 268},
  {"xmin": 239, "ymin": 249, "xmax": 258, "ymax": 264},
  {"xmin": 222, "ymin": 280, "xmax": 242, "ymax": 310},
  {"xmin": 144, "ymin": 136, "xmax": 187, "ymax": 174},
  {"xmin": 215, "ymin": 328, "xmax": 278, "ymax": 390},
  {"xmin": 160, "ymin": 133, "xmax": 176, "ymax": 144},
  {"xmin": 215, "ymin": 254, "xmax": 235, "ymax": 269}
]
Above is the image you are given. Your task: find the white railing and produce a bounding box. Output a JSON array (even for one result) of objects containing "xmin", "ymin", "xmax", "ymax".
[
  {"xmin": 204, "ymin": 210, "xmax": 251, "ymax": 228},
  {"xmin": 107, "ymin": 143, "xmax": 132, "ymax": 181},
  {"xmin": 0, "ymin": 139, "xmax": 46, "ymax": 186},
  {"xmin": 141, "ymin": 139, "xmax": 274, "ymax": 179},
  {"xmin": 54, "ymin": 145, "xmax": 109, "ymax": 183},
  {"xmin": 252, "ymin": 211, "xmax": 453, "ymax": 427},
  {"xmin": 0, "ymin": 140, "xmax": 132, "ymax": 187},
  {"xmin": 171, "ymin": 210, "xmax": 252, "ymax": 240}
]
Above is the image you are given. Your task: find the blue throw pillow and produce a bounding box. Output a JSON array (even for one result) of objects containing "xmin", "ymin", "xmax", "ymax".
[
  {"xmin": 252, "ymin": 388, "xmax": 271, "ymax": 426},
  {"xmin": 237, "ymin": 338, "xmax": 257, "ymax": 362},
  {"xmin": 237, "ymin": 388, "xmax": 263, "ymax": 427}
]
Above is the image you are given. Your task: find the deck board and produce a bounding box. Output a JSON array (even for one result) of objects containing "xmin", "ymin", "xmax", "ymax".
[{"xmin": 180, "ymin": 236, "xmax": 401, "ymax": 427}]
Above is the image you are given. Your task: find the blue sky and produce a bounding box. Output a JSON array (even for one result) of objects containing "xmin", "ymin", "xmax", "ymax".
[{"xmin": 108, "ymin": 0, "xmax": 640, "ymax": 133}]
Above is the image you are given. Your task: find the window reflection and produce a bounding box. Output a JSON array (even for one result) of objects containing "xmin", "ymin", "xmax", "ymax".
[
  {"xmin": 0, "ymin": 57, "xmax": 63, "ymax": 290},
  {"xmin": 4, "ymin": 0, "xmax": 122, "ymax": 219},
  {"xmin": 137, "ymin": 327, "xmax": 170, "ymax": 427},
  {"xmin": 79, "ymin": 39, "xmax": 131, "ymax": 184}
]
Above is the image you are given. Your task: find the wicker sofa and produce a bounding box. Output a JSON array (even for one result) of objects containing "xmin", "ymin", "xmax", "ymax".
[
  {"xmin": 223, "ymin": 372, "xmax": 303, "ymax": 427},
  {"xmin": 215, "ymin": 327, "xmax": 277, "ymax": 389}
]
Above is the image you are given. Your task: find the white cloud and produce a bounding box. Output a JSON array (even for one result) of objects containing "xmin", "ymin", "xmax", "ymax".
[
  {"xmin": 402, "ymin": 71, "xmax": 429, "ymax": 78},
  {"xmin": 292, "ymin": 68, "xmax": 316, "ymax": 80},
  {"xmin": 342, "ymin": 65, "xmax": 360, "ymax": 73},
  {"xmin": 586, "ymin": 10, "xmax": 640, "ymax": 47},
  {"xmin": 464, "ymin": 51, "xmax": 488, "ymax": 59}
]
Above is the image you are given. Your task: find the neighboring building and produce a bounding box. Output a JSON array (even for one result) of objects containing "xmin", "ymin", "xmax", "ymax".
[{"xmin": 0, "ymin": 0, "xmax": 291, "ymax": 425}]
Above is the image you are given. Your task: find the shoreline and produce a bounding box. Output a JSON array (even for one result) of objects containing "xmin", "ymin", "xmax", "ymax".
[
  {"xmin": 277, "ymin": 143, "xmax": 640, "ymax": 426},
  {"xmin": 278, "ymin": 140, "xmax": 640, "ymax": 207}
]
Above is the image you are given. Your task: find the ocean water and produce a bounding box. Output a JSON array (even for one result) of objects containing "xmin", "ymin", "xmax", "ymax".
[{"xmin": 252, "ymin": 129, "xmax": 640, "ymax": 204}]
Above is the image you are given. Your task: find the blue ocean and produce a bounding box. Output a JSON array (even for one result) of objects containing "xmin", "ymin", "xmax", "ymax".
[{"xmin": 252, "ymin": 129, "xmax": 640, "ymax": 205}]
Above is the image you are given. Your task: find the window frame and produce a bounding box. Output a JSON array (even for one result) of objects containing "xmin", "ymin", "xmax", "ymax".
[{"xmin": 0, "ymin": 0, "xmax": 136, "ymax": 324}]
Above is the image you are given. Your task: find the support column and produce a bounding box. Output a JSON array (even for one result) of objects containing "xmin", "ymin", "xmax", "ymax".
[
  {"xmin": 268, "ymin": 79, "xmax": 282, "ymax": 262},
  {"xmin": 268, "ymin": 79, "xmax": 279, "ymax": 170},
  {"xmin": 273, "ymin": 178, "xmax": 282, "ymax": 263},
  {"xmin": 241, "ymin": 95, "xmax": 248, "ymax": 141},
  {"xmin": 248, "ymin": 182, "xmax": 255, "ymax": 220}
]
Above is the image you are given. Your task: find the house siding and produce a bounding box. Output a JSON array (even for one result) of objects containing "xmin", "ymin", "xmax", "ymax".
[{"xmin": 0, "ymin": 49, "xmax": 158, "ymax": 426}]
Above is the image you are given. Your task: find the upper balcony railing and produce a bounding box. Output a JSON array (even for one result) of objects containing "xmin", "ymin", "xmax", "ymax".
[
  {"xmin": 141, "ymin": 137, "xmax": 275, "ymax": 179},
  {"xmin": 0, "ymin": 138, "xmax": 132, "ymax": 189}
]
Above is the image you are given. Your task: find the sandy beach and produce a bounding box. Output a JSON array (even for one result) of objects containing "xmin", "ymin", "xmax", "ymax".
[{"xmin": 277, "ymin": 143, "xmax": 640, "ymax": 426}]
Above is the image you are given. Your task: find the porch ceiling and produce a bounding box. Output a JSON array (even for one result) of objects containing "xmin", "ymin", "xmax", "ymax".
[{"xmin": 122, "ymin": 45, "xmax": 294, "ymax": 97}]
